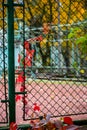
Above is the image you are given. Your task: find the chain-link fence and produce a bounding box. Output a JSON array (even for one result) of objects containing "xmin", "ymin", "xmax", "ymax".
[
  {"xmin": 0, "ymin": 0, "xmax": 8, "ymax": 124},
  {"xmin": 0, "ymin": 0, "xmax": 87, "ymax": 127}
]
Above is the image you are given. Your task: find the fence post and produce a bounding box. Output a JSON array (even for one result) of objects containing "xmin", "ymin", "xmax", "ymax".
[{"xmin": 7, "ymin": 0, "xmax": 16, "ymax": 123}]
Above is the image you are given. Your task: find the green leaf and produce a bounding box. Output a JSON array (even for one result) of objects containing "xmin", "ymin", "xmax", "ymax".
[
  {"xmin": 68, "ymin": 32, "xmax": 75, "ymax": 39},
  {"xmin": 76, "ymin": 36, "xmax": 86, "ymax": 44},
  {"xmin": 68, "ymin": 27, "xmax": 80, "ymax": 39}
]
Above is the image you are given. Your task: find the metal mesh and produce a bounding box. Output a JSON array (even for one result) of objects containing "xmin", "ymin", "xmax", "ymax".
[
  {"xmin": 0, "ymin": 0, "xmax": 8, "ymax": 124},
  {"xmin": 16, "ymin": 0, "xmax": 87, "ymax": 121},
  {"xmin": 0, "ymin": 0, "xmax": 87, "ymax": 126}
]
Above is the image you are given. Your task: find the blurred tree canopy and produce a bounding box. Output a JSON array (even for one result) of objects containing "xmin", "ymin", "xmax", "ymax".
[
  {"xmin": 0, "ymin": 0, "xmax": 87, "ymax": 67},
  {"xmin": 0, "ymin": 0, "xmax": 86, "ymax": 28}
]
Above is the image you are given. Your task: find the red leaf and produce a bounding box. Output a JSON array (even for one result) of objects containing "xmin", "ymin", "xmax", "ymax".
[
  {"xmin": 24, "ymin": 41, "xmax": 30, "ymax": 50},
  {"xmin": 22, "ymin": 97, "xmax": 28, "ymax": 105},
  {"xmin": 20, "ymin": 87, "xmax": 25, "ymax": 92},
  {"xmin": 36, "ymin": 35, "xmax": 43, "ymax": 41},
  {"xmin": 10, "ymin": 122, "xmax": 17, "ymax": 130},
  {"xmin": 33, "ymin": 103, "xmax": 40, "ymax": 111},
  {"xmin": 64, "ymin": 117, "xmax": 73, "ymax": 125},
  {"xmin": 18, "ymin": 54, "xmax": 21, "ymax": 63},
  {"xmin": 25, "ymin": 49, "xmax": 35, "ymax": 67},
  {"xmin": 16, "ymin": 72, "xmax": 26, "ymax": 83},
  {"xmin": 15, "ymin": 95, "xmax": 21, "ymax": 102}
]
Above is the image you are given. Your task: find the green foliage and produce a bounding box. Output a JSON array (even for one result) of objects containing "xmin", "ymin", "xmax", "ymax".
[
  {"xmin": 68, "ymin": 24, "xmax": 87, "ymax": 54},
  {"xmin": 76, "ymin": 34, "xmax": 87, "ymax": 44},
  {"xmin": 68, "ymin": 27, "xmax": 80, "ymax": 39},
  {"xmin": 72, "ymin": 61, "xmax": 78, "ymax": 70}
]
